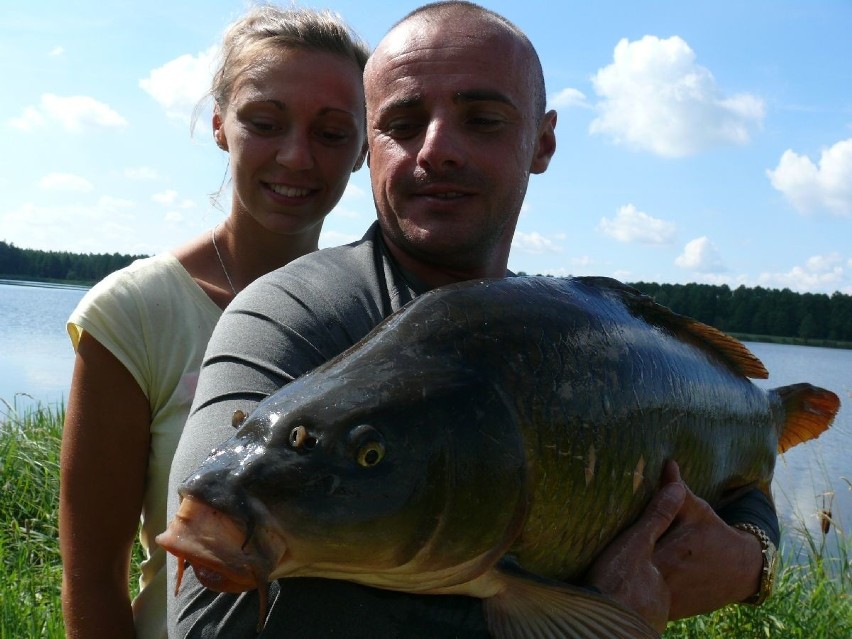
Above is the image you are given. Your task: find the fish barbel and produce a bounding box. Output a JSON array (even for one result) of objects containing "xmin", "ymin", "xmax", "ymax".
[{"xmin": 158, "ymin": 276, "xmax": 839, "ymax": 638}]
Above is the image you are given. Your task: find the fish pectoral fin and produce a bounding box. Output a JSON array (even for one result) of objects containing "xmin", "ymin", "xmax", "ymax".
[{"xmin": 483, "ymin": 562, "xmax": 659, "ymax": 639}]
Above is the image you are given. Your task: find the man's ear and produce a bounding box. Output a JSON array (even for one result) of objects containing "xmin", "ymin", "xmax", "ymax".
[
  {"xmin": 213, "ymin": 109, "xmax": 228, "ymax": 151},
  {"xmin": 353, "ymin": 141, "xmax": 368, "ymax": 172},
  {"xmin": 530, "ymin": 109, "xmax": 557, "ymax": 175}
]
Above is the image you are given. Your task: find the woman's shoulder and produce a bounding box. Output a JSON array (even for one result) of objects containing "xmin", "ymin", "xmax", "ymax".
[
  {"xmin": 91, "ymin": 252, "xmax": 201, "ymax": 297},
  {"xmin": 73, "ymin": 252, "xmax": 212, "ymax": 319}
]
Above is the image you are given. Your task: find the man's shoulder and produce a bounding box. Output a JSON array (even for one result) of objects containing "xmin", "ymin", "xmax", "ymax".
[
  {"xmin": 287, "ymin": 232, "xmax": 379, "ymax": 282},
  {"xmin": 223, "ymin": 224, "xmax": 412, "ymax": 359},
  {"xmin": 240, "ymin": 223, "xmax": 412, "ymax": 321}
]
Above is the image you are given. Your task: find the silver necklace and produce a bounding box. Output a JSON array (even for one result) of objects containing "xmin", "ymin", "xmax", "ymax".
[{"xmin": 211, "ymin": 224, "xmax": 237, "ymax": 295}]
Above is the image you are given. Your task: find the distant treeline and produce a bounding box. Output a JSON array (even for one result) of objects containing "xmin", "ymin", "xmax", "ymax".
[
  {"xmin": 628, "ymin": 281, "xmax": 852, "ymax": 344},
  {"xmin": 3, "ymin": 240, "xmax": 851, "ymax": 344},
  {"xmin": 0, "ymin": 240, "xmax": 147, "ymax": 285}
]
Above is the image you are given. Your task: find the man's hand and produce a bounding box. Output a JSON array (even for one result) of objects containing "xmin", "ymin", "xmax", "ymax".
[
  {"xmin": 652, "ymin": 466, "xmax": 763, "ymax": 619},
  {"xmin": 584, "ymin": 461, "xmax": 685, "ymax": 632},
  {"xmin": 585, "ymin": 461, "xmax": 765, "ymax": 630}
]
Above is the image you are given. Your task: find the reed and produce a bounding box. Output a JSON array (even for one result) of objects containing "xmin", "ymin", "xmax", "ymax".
[
  {"xmin": 0, "ymin": 398, "xmax": 65, "ymax": 638},
  {"xmin": 1, "ymin": 401, "xmax": 850, "ymax": 637}
]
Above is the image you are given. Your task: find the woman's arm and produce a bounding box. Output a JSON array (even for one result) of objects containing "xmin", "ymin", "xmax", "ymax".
[{"xmin": 60, "ymin": 333, "xmax": 151, "ymax": 639}]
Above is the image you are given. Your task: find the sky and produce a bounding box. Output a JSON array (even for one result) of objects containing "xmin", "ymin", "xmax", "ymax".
[{"xmin": 2, "ymin": 0, "xmax": 851, "ymax": 294}]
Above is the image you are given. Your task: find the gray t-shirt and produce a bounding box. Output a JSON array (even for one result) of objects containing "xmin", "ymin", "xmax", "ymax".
[{"xmin": 167, "ymin": 223, "xmax": 491, "ymax": 637}]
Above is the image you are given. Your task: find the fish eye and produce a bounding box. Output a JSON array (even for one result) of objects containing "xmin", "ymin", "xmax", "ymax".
[
  {"xmin": 356, "ymin": 441, "xmax": 385, "ymax": 467},
  {"xmin": 348, "ymin": 424, "xmax": 386, "ymax": 467}
]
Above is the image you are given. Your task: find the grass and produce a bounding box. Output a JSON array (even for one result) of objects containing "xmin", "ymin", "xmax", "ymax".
[
  {"xmin": 0, "ymin": 398, "xmax": 65, "ymax": 638},
  {"xmin": 1, "ymin": 402, "xmax": 850, "ymax": 638},
  {"xmin": 663, "ymin": 548, "xmax": 852, "ymax": 638}
]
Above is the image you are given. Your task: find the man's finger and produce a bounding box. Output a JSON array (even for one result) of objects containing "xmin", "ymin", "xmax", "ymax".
[{"xmin": 637, "ymin": 469, "xmax": 687, "ymax": 542}]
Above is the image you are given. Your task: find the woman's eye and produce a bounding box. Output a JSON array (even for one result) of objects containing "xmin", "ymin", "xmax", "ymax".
[
  {"xmin": 317, "ymin": 129, "xmax": 349, "ymax": 144},
  {"xmin": 249, "ymin": 120, "xmax": 278, "ymax": 133}
]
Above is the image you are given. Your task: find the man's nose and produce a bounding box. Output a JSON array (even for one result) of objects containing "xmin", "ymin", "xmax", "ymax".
[{"xmin": 416, "ymin": 119, "xmax": 465, "ymax": 172}]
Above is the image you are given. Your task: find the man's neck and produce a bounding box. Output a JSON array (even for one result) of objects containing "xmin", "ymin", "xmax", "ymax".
[{"xmin": 379, "ymin": 231, "xmax": 510, "ymax": 291}]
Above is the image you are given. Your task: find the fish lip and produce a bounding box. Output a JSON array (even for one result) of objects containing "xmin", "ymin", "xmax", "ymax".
[
  {"xmin": 189, "ymin": 557, "xmax": 263, "ymax": 593},
  {"xmin": 157, "ymin": 495, "xmax": 281, "ymax": 593}
]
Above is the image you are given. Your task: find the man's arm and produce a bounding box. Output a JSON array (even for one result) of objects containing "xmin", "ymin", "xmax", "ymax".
[{"xmin": 165, "ymin": 264, "xmax": 374, "ymax": 636}]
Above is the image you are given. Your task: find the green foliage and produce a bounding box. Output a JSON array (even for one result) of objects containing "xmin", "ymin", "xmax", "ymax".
[
  {"xmin": 630, "ymin": 281, "xmax": 852, "ymax": 344},
  {"xmin": 0, "ymin": 240, "xmax": 147, "ymax": 285},
  {"xmin": 0, "ymin": 401, "xmax": 146, "ymax": 637},
  {"xmin": 664, "ymin": 559, "xmax": 852, "ymax": 638},
  {"xmin": 0, "ymin": 400, "xmax": 65, "ymax": 638}
]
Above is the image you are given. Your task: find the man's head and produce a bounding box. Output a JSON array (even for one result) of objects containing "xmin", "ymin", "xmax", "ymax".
[{"xmin": 364, "ymin": 1, "xmax": 557, "ymax": 286}]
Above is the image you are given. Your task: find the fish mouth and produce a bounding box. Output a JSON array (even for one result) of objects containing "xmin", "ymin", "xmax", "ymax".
[
  {"xmin": 156, "ymin": 495, "xmax": 279, "ymax": 593},
  {"xmin": 157, "ymin": 495, "xmax": 289, "ymax": 631}
]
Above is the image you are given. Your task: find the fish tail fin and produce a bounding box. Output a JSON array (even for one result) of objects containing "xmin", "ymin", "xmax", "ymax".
[
  {"xmin": 484, "ymin": 561, "xmax": 659, "ymax": 639},
  {"xmin": 776, "ymin": 383, "xmax": 840, "ymax": 454}
]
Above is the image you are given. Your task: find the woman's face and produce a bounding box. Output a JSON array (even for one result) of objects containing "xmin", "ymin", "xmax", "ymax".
[{"xmin": 215, "ymin": 48, "xmax": 366, "ymax": 238}]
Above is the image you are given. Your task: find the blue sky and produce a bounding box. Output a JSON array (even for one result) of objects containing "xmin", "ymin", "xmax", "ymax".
[{"xmin": 2, "ymin": 0, "xmax": 851, "ymax": 294}]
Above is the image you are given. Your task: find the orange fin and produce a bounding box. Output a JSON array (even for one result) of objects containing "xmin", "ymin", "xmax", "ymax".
[
  {"xmin": 776, "ymin": 383, "xmax": 840, "ymax": 453},
  {"xmin": 577, "ymin": 277, "xmax": 768, "ymax": 379},
  {"xmin": 681, "ymin": 319, "xmax": 768, "ymax": 379},
  {"xmin": 484, "ymin": 562, "xmax": 659, "ymax": 639}
]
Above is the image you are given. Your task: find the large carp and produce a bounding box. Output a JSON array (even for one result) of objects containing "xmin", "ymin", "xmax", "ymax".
[{"xmin": 158, "ymin": 276, "xmax": 839, "ymax": 639}]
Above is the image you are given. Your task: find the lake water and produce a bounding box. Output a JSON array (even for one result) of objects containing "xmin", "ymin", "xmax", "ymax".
[
  {"xmin": 1, "ymin": 279, "xmax": 849, "ymax": 560},
  {"xmin": 0, "ymin": 279, "xmax": 88, "ymax": 412}
]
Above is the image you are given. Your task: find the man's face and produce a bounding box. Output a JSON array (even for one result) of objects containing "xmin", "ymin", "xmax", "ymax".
[{"xmin": 365, "ymin": 12, "xmax": 555, "ymax": 276}]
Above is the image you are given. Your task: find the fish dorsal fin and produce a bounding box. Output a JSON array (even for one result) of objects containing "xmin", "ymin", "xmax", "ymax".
[
  {"xmin": 776, "ymin": 383, "xmax": 840, "ymax": 453},
  {"xmin": 576, "ymin": 277, "xmax": 768, "ymax": 380},
  {"xmin": 681, "ymin": 319, "xmax": 769, "ymax": 379},
  {"xmin": 483, "ymin": 560, "xmax": 659, "ymax": 639}
]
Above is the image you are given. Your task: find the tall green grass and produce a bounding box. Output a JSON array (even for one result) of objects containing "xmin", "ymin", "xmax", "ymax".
[
  {"xmin": 1, "ymin": 398, "xmax": 65, "ymax": 638},
  {"xmin": 2, "ymin": 402, "xmax": 850, "ymax": 637}
]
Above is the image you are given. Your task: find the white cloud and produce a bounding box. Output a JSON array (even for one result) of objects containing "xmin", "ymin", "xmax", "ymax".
[
  {"xmin": 341, "ymin": 182, "xmax": 367, "ymax": 201},
  {"xmin": 675, "ymin": 236, "xmax": 726, "ymax": 272},
  {"xmin": 766, "ymin": 138, "xmax": 852, "ymax": 216},
  {"xmin": 8, "ymin": 93, "xmax": 127, "ymax": 132},
  {"xmin": 124, "ymin": 166, "xmax": 159, "ymax": 181},
  {"xmin": 512, "ymin": 231, "xmax": 565, "ymax": 254},
  {"xmin": 319, "ymin": 229, "xmax": 361, "ymax": 248},
  {"xmin": 590, "ymin": 36, "xmax": 764, "ymax": 157},
  {"xmin": 38, "ymin": 173, "xmax": 93, "ymax": 192},
  {"xmin": 757, "ymin": 253, "xmax": 849, "ymax": 293},
  {"xmin": 1, "ymin": 198, "xmax": 136, "ymax": 252},
  {"xmin": 598, "ymin": 204, "xmax": 676, "ymax": 244},
  {"xmin": 140, "ymin": 46, "xmax": 216, "ymax": 122},
  {"xmin": 152, "ymin": 189, "xmax": 195, "ymax": 210},
  {"xmin": 153, "ymin": 189, "xmax": 178, "ymax": 205},
  {"xmin": 49, "ymin": 46, "xmax": 64, "ymax": 57},
  {"xmin": 8, "ymin": 105, "xmax": 46, "ymax": 131},
  {"xmin": 549, "ymin": 88, "xmax": 589, "ymax": 109}
]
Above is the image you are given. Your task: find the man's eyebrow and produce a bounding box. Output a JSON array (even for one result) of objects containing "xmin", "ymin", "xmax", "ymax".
[
  {"xmin": 453, "ymin": 90, "xmax": 517, "ymax": 109},
  {"xmin": 376, "ymin": 94, "xmax": 423, "ymax": 114},
  {"xmin": 376, "ymin": 90, "xmax": 517, "ymax": 115}
]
